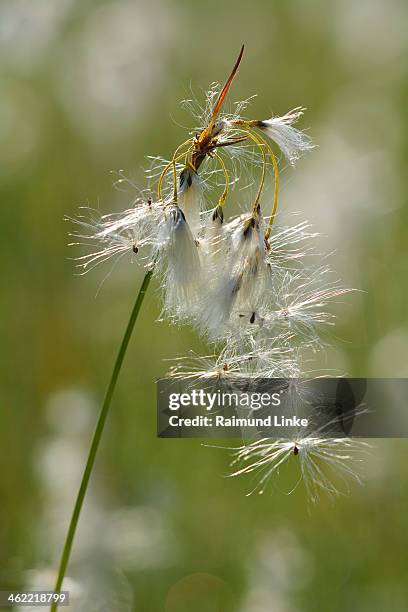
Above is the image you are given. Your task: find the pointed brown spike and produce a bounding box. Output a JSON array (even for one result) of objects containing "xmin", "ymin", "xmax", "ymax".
[{"xmin": 210, "ymin": 45, "xmax": 245, "ymax": 126}]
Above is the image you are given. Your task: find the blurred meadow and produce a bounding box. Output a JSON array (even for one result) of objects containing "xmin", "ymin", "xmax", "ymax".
[{"xmin": 1, "ymin": 0, "xmax": 408, "ymax": 610}]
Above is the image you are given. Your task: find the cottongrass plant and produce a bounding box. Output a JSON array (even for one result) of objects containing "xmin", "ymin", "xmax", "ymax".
[{"xmin": 53, "ymin": 46, "xmax": 366, "ymax": 608}]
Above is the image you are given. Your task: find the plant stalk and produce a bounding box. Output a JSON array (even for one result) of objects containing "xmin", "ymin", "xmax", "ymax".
[{"xmin": 50, "ymin": 267, "xmax": 154, "ymax": 611}]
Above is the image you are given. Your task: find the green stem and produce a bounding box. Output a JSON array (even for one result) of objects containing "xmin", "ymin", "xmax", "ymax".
[{"xmin": 50, "ymin": 267, "xmax": 154, "ymax": 611}]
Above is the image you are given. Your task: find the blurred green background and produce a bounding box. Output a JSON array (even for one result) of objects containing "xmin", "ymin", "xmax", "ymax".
[{"xmin": 1, "ymin": 0, "xmax": 408, "ymax": 610}]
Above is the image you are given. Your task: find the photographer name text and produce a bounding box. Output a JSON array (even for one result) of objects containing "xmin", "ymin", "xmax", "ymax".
[{"xmin": 168, "ymin": 415, "xmax": 308, "ymax": 428}]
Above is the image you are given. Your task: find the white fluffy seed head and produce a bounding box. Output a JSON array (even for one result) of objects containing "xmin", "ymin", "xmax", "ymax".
[
  {"xmin": 178, "ymin": 167, "xmax": 203, "ymax": 236},
  {"xmin": 258, "ymin": 107, "xmax": 315, "ymax": 165},
  {"xmin": 229, "ymin": 436, "xmax": 369, "ymax": 501},
  {"xmin": 199, "ymin": 208, "xmax": 226, "ymax": 270},
  {"xmin": 227, "ymin": 265, "xmax": 353, "ymax": 348},
  {"xmin": 67, "ymin": 201, "xmax": 161, "ymax": 273},
  {"xmin": 199, "ymin": 214, "xmax": 272, "ymax": 339},
  {"xmin": 158, "ymin": 205, "xmax": 202, "ymax": 320}
]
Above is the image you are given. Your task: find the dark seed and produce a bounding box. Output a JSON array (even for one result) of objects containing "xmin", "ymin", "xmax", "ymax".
[
  {"xmin": 212, "ymin": 206, "xmax": 224, "ymax": 223},
  {"xmin": 243, "ymin": 224, "xmax": 252, "ymax": 238}
]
